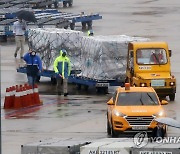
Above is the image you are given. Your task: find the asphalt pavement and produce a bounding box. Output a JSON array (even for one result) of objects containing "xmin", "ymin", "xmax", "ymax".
[{"xmin": 1, "ymin": 0, "xmax": 180, "ymax": 154}]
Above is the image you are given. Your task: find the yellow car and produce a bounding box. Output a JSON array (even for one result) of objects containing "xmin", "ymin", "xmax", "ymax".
[{"xmin": 107, "ymin": 83, "xmax": 168, "ymax": 137}]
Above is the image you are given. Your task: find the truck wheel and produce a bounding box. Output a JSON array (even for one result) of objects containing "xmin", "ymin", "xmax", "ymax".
[{"xmin": 169, "ymin": 94, "xmax": 175, "ymax": 101}]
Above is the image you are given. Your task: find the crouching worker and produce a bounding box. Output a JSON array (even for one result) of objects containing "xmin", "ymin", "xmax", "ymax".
[
  {"xmin": 53, "ymin": 49, "xmax": 71, "ymax": 96},
  {"xmin": 23, "ymin": 49, "xmax": 42, "ymax": 88},
  {"xmin": 152, "ymin": 122, "xmax": 166, "ymax": 140}
]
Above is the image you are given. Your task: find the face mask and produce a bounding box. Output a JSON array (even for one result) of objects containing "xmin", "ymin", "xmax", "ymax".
[
  {"xmin": 62, "ymin": 52, "xmax": 66, "ymax": 57},
  {"xmin": 31, "ymin": 52, "xmax": 36, "ymax": 56}
]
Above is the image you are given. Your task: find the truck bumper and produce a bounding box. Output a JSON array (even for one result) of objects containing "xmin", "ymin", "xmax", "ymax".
[{"xmin": 154, "ymin": 87, "xmax": 176, "ymax": 95}]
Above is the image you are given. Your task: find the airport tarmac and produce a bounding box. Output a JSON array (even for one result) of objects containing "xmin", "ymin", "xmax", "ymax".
[{"xmin": 1, "ymin": 0, "xmax": 180, "ymax": 154}]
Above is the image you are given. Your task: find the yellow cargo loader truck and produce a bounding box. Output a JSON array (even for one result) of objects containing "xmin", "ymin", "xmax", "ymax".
[{"xmin": 126, "ymin": 42, "xmax": 176, "ymax": 101}]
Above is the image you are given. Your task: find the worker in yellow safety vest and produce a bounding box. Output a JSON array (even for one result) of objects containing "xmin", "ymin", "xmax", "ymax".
[
  {"xmin": 87, "ymin": 29, "xmax": 94, "ymax": 36},
  {"xmin": 53, "ymin": 49, "xmax": 71, "ymax": 96}
]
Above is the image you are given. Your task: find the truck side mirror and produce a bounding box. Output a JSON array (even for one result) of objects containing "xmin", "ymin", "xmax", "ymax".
[
  {"xmin": 161, "ymin": 100, "xmax": 168, "ymax": 105},
  {"xmin": 107, "ymin": 98, "xmax": 115, "ymax": 105},
  {"xmin": 169, "ymin": 50, "xmax": 172, "ymax": 57}
]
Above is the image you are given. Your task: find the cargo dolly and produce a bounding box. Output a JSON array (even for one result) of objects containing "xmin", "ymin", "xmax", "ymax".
[
  {"xmin": 17, "ymin": 66, "xmax": 124, "ymax": 93},
  {"xmin": 0, "ymin": 0, "xmax": 14, "ymax": 5},
  {"xmin": 0, "ymin": 17, "xmax": 70, "ymax": 41},
  {"xmin": 34, "ymin": 11, "xmax": 102, "ymax": 30},
  {"xmin": 0, "ymin": 8, "xmax": 102, "ymax": 41},
  {"xmin": 28, "ymin": 0, "xmax": 55, "ymax": 9}
]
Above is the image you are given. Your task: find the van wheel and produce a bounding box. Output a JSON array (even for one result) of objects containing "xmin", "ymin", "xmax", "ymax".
[
  {"xmin": 164, "ymin": 126, "xmax": 167, "ymax": 137},
  {"xmin": 111, "ymin": 121, "xmax": 118, "ymax": 138},
  {"xmin": 111, "ymin": 127, "xmax": 118, "ymax": 138},
  {"xmin": 169, "ymin": 94, "xmax": 175, "ymax": 101},
  {"xmin": 107, "ymin": 120, "xmax": 111, "ymax": 135}
]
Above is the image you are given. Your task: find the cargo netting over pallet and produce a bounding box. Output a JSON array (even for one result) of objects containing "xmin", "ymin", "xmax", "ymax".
[
  {"xmin": 28, "ymin": 28, "xmax": 84, "ymax": 71},
  {"xmin": 28, "ymin": 28, "xmax": 149, "ymax": 80}
]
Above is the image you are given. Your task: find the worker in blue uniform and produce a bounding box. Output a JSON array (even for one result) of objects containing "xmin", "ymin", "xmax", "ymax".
[{"xmin": 23, "ymin": 49, "xmax": 42, "ymax": 88}]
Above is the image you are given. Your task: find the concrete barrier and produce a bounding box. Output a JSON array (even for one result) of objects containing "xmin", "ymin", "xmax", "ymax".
[
  {"xmin": 80, "ymin": 138, "xmax": 180, "ymax": 154},
  {"xmin": 21, "ymin": 137, "xmax": 180, "ymax": 154},
  {"xmin": 21, "ymin": 138, "xmax": 90, "ymax": 154},
  {"xmin": 132, "ymin": 142, "xmax": 180, "ymax": 154}
]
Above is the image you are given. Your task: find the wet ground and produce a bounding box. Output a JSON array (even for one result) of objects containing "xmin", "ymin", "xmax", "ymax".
[{"xmin": 1, "ymin": 0, "xmax": 180, "ymax": 154}]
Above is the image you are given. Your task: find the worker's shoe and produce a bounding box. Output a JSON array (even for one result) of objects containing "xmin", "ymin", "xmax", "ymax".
[
  {"xmin": 14, "ymin": 53, "xmax": 17, "ymax": 58},
  {"xmin": 64, "ymin": 93, "xmax": 68, "ymax": 97}
]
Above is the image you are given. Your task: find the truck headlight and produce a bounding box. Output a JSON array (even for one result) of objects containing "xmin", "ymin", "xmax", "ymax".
[
  {"xmin": 113, "ymin": 110, "xmax": 125, "ymax": 117},
  {"xmin": 140, "ymin": 83, "xmax": 147, "ymax": 87},
  {"xmin": 169, "ymin": 82, "xmax": 175, "ymax": 86}
]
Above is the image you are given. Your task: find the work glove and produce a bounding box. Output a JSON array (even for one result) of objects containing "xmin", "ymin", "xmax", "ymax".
[{"xmin": 56, "ymin": 73, "xmax": 64, "ymax": 79}]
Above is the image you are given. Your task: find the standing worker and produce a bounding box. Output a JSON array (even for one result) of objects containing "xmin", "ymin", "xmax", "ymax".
[
  {"xmin": 53, "ymin": 49, "xmax": 71, "ymax": 96},
  {"xmin": 23, "ymin": 49, "xmax": 42, "ymax": 88},
  {"xmin": 13, "ymin": 17, "xmax": 26, "ymax": 59}
]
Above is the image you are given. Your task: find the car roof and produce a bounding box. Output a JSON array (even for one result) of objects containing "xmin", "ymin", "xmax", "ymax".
[{"xmin": 116, "ymin": 86, "xmax": 155, "ymax": 93}]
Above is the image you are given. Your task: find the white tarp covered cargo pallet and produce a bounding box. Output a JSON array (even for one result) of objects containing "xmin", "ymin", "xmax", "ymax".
[
  {"xmin": 21, "ymin": 138, "xmax": 90, "ymax": 154},
  {"xmin": 79, "ymin": 35, "xmax": 149, "ymax": 80},
  {"xmin": 28, "ymin": 28, "xmax": 149, "ymax": 80},
  {"xmin": 28, "ymin": 28, "xmax": 84, "ymax": 71}
]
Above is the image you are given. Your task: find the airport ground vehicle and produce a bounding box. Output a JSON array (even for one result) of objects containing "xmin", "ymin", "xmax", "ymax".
[
  {"xmin": 107, "ymin": 83, "xmax": 168, "ymax": 137},
  {"xmin": 126, "ymin": 42, "xmax": 176, "ymax": 101},
  {"xmin": 17, "ymin": 67, "xmax": 123, "ymax": 93}
]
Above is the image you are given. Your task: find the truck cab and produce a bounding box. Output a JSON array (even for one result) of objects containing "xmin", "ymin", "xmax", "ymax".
[{"xmin": 126, "ymin": 42, "xmax": 176, "ymax": 101}]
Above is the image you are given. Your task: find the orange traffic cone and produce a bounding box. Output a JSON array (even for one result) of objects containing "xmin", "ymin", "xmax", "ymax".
[
  {"xmin": 10, "ymin": 86, "xmax": 16, "ymax": 108},
  {"xmin": 14, "ymin": 87, "xmax": 22, "ymax": 109},
  {"xmin": 20, "ymin": 87, "xmax": 26, "ymax": 108},
  {"xmin": 28, "ymin": 85, "xmax": 34, "ymax": 106},
  {"xmin": 33, "ymin": 84, "xmax": 41, "ymax": 105},
  {"xmin": 4, "ymin": 88, "xmax": 11, "ymax": 109},
  {"xmin": 26, "ymin": 85, "xmax": 33, "ymax": 107}
]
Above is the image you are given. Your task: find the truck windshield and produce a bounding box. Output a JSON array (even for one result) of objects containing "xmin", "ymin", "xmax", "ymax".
[
  {"xmin": 136, "ymin": 49, "xmax": 167, "ymax": 65},
  {"xmin": 116, "ymin": 92, "xmax": 159, "ymax": 106}
]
